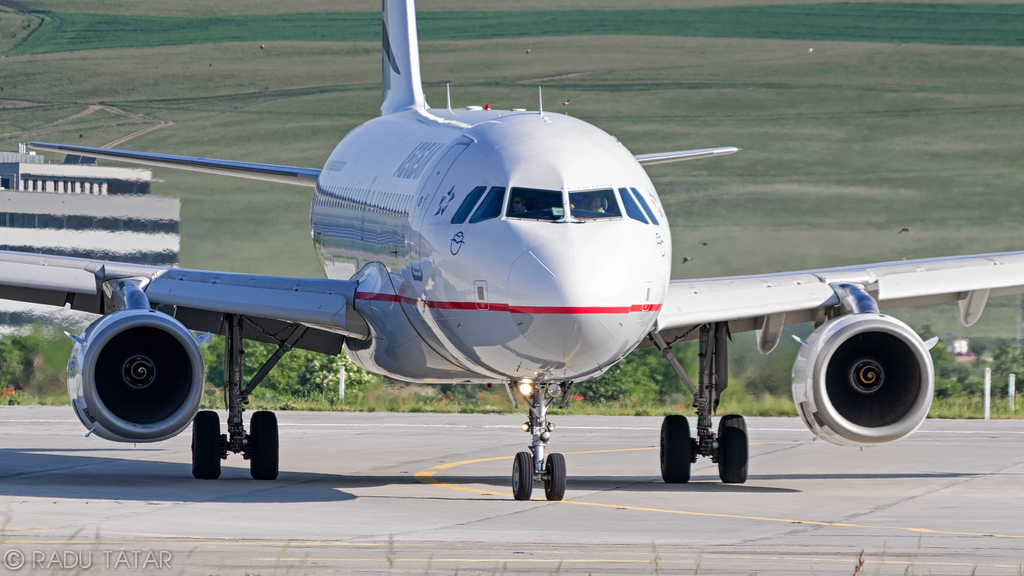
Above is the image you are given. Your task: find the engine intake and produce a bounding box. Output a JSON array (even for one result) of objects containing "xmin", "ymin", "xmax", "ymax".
[
  {"xmin": 68, "ymin": 309, "xmax": 206, "ymax": 442},
  {"xmin": 792, "ymin": 313, "xmax": 933, "ymax": 447}
]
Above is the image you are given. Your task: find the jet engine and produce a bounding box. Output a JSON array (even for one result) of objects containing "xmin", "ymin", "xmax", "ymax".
[
  {"xmin": 67, "ymin": 309, "xmax": 206, "ymax": 443},
  {"xmin": 792, "ymin": 311, "xmax": 934, "ymax": 447}
]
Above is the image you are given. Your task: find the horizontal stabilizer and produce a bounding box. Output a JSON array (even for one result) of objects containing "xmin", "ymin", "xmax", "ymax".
[
  {"xmin": 635, "ymin": 146, "xmax": 739, "ymax": 166},
  {"xmin": 29, "ymin": 142, "xmax": 320, "ymax": 187}
]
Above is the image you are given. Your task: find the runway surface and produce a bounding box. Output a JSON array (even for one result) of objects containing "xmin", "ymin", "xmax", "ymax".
[{"xmin": 1, "ymin": 405, "xmax": 1022, "ymax": 575}]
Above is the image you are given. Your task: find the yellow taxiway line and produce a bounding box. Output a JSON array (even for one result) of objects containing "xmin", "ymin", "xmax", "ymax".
[{"xmin": 413, "ymin": 440, "xmax": 1024, "ymax": 540}]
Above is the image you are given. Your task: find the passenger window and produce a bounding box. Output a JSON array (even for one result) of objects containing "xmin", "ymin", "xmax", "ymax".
[
  {"xmin": 618, "ymin": 187, "xmax": 648, "ymax": 224},
  {"xmin": 506, "ymin": 187, "xmax": 564, "ymax": 221},
  {"xmin": 469, "ymin": 187, "xmax": 507, "ymax": 223},
  {"xmin": 630, "ymin": 187, "xmax": 660, "ymax": 225},
  {"xmin": 451, "ymin": 185, "xmax": 487, "ymax": 224},
  {"xmin": 569, "ymin": 189, "xmax": 621, "ymax": 220}
]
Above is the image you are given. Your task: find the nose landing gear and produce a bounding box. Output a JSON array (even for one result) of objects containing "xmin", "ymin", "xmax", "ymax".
[{"xmin": 508, "ymin": 381, "xmax": 570, "ymax": 501}]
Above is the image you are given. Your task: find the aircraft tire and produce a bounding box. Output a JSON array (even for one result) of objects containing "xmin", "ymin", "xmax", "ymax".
[
  {"xmin": 192, "ymin": 410, "xmax": 221, "ymax": 480},
  {"xmin": 718, "ymin": 414, "xmax": 748, "ymax": 484},
  {"xmin": 660, "ymin": 415, "xmax": 691, "ymax": 483},
  {"xmin": 512, "ymin": 451, "xmax": 533, "ymax": 500},
  {"xmin": 544, "ymin": 453, "xmax": 566, "ymax": 501},
  {"xmin": 249, "ymin": 411, "xmax": 280, "ymax": 480}
]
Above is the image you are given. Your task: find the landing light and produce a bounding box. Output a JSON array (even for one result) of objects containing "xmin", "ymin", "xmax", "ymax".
[{"xmin": 518, "ymin": 383, "xmax": 533, "ymax": 396}]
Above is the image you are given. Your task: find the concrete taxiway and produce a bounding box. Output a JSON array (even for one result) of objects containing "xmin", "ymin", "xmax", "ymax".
[{"xmin": 1, "ymin": 405, "xmax": 1022, "ymax": 574}]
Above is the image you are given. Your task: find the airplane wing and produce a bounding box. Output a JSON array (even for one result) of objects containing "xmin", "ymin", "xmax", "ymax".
[
  {"xmin": 28, "ymin": 142, "xmax": 320, "ymax": 187},
  {"xmin": 0, "ymin": 250, "xmax": 366, "ymax": 354},
  {"xmin": 634, "ymin": 147, "xmax": 739, "ymax": 166},
  {"xmin": 652, "ymin": 250, "xmax": 1024, "ymax": 353}
]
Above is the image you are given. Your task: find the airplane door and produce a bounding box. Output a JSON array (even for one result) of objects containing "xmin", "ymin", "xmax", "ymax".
[{"xmin": 412, "ymin": 141, "xmax": 469, "ymax": 280}]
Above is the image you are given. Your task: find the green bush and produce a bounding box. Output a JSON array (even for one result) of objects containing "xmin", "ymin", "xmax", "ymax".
[{"xmin": 3, "ymin": 322, "xmax": 1024, "ymax": 419}]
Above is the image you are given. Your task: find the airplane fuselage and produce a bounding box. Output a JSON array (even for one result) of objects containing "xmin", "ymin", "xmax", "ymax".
[{"xmin": 312, "ymin": 108, "xmax": 672, "ymax": 384}]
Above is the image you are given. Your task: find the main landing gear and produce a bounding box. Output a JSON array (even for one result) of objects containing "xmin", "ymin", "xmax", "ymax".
[
  {"xmin": 192, "ymin": 314, "xmax": 305, "ymax": 481},
  {"xmin": 651, "ymin": 323, "xmax": 749, "ymax": 484},
  {"xmin": 508, "ymin": 381, "xmax": 571, "ymax": 501}
]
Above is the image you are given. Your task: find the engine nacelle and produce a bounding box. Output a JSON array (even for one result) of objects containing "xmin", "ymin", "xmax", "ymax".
[
  {"xmin": 792, "ymin": 314, "xmax": 934, "ymax": 447},
  {"xmin": 67, "ymin": 309, "xmax": 206, "ymax": 443}
]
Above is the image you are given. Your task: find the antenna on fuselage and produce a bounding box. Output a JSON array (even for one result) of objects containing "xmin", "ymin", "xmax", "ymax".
[
  {"xmin": 447, "ymin": 83, "xmax": 452, "ymax": 111},
  {"xmin": 538, "ymin": 86, "xmax": 543, "ymax": 114}
]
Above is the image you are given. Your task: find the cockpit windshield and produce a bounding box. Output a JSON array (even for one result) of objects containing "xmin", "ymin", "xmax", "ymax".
[
  {"xmin": 506, "ymin": 187, "xmax": 564, "ymax": 221},
  {"xmin": 569, "ymin": 189, "xmax": 621, "ymax": 220}
]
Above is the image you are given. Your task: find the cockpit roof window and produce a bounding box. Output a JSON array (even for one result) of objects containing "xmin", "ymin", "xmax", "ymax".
[
  {"xmin": 451, "ymin": 185, "xmax": 487, "ymax": 224},
  {"xmin": 630, "ymin": 187, "xmax": 660, "ymax": 225},
  {"xmin": 507, "ymin": 187, "xmax": 565, "ymax": 221},
  {"xmin": 469, "ymin": 186, "xmax": 506, "ymax": 223},
  {"xmin": 618, "ymin": 187, "xmax": 648, "ymax": 224},
  {"xmin": 569, "ymin": 189, "xmax": 621, "ymax": 220}
]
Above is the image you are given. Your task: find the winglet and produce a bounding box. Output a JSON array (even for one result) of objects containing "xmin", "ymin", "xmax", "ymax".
[{"xmin": 381, "ymin": 0, "xmax": 427, "ymax": 115}]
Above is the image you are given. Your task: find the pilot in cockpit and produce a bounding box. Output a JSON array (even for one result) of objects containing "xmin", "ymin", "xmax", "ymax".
[{"xmin": 511, "ymin": 195, "xmax": 527, "ymax": 214}]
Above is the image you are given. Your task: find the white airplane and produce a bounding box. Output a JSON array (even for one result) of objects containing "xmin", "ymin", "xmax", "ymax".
[{"xmin": 14, "ymin": 0, "xmax": 1024, "ymax": 501}]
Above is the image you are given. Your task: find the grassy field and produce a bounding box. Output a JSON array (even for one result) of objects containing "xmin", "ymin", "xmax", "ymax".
[
  {"xmin": 6, "ymin": 4, "xmax": 1024, "ymax": 56},
  {"xmin": 17, "ymin": 0, "xmax": 1024, "ymax": 16},
  {"xmin": 2, "ymin": 2, "xmax": 1024, "ymax": 341}
]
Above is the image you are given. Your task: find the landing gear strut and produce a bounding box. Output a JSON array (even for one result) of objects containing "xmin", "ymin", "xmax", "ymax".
[
  {"xmin": 651, "ymin": 323, "xmax": 748, "ymax": 484},
  {"xmin": 509, "ymin": 381, "xmax": 570, "ymax": 501},
  {"xmin": 192, "ymin": 314, "xmax": 303, "ymax": 480}
]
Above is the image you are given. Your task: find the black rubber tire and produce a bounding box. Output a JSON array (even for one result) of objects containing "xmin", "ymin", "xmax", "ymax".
[
  {"xmin": 718, "ymin": 414, "xmax": 748, "ymax": 484},
  {"xmin": 191, "ymin": 410, "xmax": 221, "ymax": 480},
  {"xmin": 249, "ymin": 411, "xmax": 279, "ymax": 480},
  {"xmin": 512, "ymin": 451, "xmax": 534, "ymax": 501},
  {"xmin": 660, "ymin": 415, "xmax": 692, "ymax": 483},
  {"xmin": 544, "ymin": 453, "xmax": 566, "ymax": 501}
]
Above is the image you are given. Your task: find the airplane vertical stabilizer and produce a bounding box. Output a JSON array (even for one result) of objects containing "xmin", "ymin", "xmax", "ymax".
[{"xmin": 381, "ymin": 0, "xmax": 427, "ymax": 115}]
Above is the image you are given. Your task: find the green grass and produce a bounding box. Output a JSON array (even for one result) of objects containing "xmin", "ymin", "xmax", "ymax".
[{"xmin": 6, "ymin": 4, "xmax": 1024, "ymax": 56}]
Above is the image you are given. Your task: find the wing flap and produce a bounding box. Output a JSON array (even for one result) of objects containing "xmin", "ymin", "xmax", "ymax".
[
  {"xmin": 656, "ymin": 273, "xmax": 836, "ymax": 331},
  {"xmin": 656, "ymin": 251, "xmax": 1024, "ymax": 340},
  {"xmin": 28, "ymin": 142, "xmax": 320, "ymax": 187},
  {"xmin": 147, "ymin": 270, "xmax": 357, "ymax": 334},
  {"xmin": 0, "ymin": 261, "xmax": 98, "ymax": 295},
  {"xmin": 0, "ymin": 251, "xmax": 368, "ymax": 345},
  {"xmin": 875, "ymin": 260, "xmax": 1024, "ymax": 301}
]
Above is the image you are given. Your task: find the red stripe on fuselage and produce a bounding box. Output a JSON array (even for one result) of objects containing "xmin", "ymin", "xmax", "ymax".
[{"xmin": 354, "ymin": 291, "xmax": 662, "ymax": 314}]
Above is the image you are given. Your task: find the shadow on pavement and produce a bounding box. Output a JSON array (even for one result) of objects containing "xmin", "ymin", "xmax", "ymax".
[
  {"xmin": 429, "ymin": 474, "xmax": 801, "ymax": 493},
  {"xmin": 0, "ymin": 449, "xmax": 368, "ymax": 503}
]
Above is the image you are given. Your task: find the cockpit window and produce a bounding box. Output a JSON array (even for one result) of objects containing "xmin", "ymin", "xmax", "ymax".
[
  {"xmin": 569, "ymin": 189, "xmax": 621, "ymax": 220},
  {"xmin": 507, "ymin": 187, "xmax": 565, "ymax": 221},
  {"xmin": 618, "ymin": 187, "xmax": 648, "ymax": 224},
  {"xmin": 451, "ymin": 185, "xmax": 487, "ymax": 224},
  {"xmin": 630, "ymin": 187, "xmax": 660, "ymax": 225},
  {"xmin": 469, "ymin": 186, "xmax": 506, "ymax": 223}
]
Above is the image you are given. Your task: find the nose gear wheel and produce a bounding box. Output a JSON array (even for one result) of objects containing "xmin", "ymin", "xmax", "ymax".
[{"xmin": 508, "ymin": 382, "xmax": 570, "ymax": 501}]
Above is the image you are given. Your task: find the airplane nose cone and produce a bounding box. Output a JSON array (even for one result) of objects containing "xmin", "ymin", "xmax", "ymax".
[{"xmin": 506, "ymin": 238, "xmax": 633, "ymax": 378}]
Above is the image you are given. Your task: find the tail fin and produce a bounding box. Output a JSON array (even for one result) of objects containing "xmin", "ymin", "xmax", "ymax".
[{"xmin": 381, "ymin": 0, "xmax": 427, "ymax": 115}]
